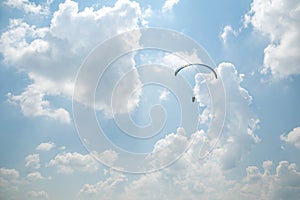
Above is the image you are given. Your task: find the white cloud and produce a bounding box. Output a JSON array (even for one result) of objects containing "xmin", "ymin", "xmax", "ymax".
[
  {"xmin": 162, "ymin": 0, "xmax": 180, "ymax": 13},
  {"xmin": 241, "ymin": 161, "xmax": 300, "ymax": 199},
  {"xmin": 159, "ymin": 89, "xmax": 170, "ymax": 101},
  {"xmin": 0, "ymin": 168, "xmax": 20, "ymax": 195},
  {"xmin": 95, "ymin": 133, "xmax": 245, "ymax": 199},
  {"xmin": 7, "ymin": 82, "xmax": 71, "ymax": 124},
  {"xmin": 25, "ymin": 154, "xmax": 40, "ymax": 170},
  {"xmin": 48, "ymin": 152, "xmax": 99, "ymax": 174},
  {"xmin": 27, "ymin": 190, "xmax": 49, "ymax": 200},
  {"xmin": 92, "ymin": 56, "xmax": 142, "ymax": 117},
  {"xmin": 4, "ymin": 0, "xmax": 48, "ymax": 15},
  {"xmin": 280, "ymin": 127, "xmax": 300, "ymax": 149},
  {"xmin": 97, "ymin": 150, "xmax": 118, "ymax": 166},
  {"xmin": 0, "ymin": 19, "xmax": 49, "ymax": 65},
  {"xmin": 195, "ymin": 62, "xmax": 260, "ymax": 170},
  {"xmin": 162, "ymin": 49, "xmax": 205, "ymax": 69},
  {"xmin": 26, "ymin": 171, "xmax": 45, "ymax": 181},
  {"xmin": 244, "ymin": 0, "xmax": 300, "ymax": 78},
  {"xmin": 123, "ymin": 172, "xmax": 163, "ymax": 199},
  {"xmin": 141, "ymin": 6, "xmax": 152, "ymax": 26},
  {"xmin": 84, "ymin": 151, "xmax": 300, "ymax": 200},
  {"xmin": 148, "ymin": 127, "xmax": 188, "ymax": 168},
  {"xmin": 79, "ymin": 169, "xmax": 127, "ymax": 199},
  {"xmin": 124, "ymin": 132, "xmax": 229, "ymax": 199},
  {"xmin": 36, "ymin": 142, "xmax": 56, "ymax": 151},
  {"xmin": 0, "ymin": 0, "xmax": 147, "ymax": 122},
  {"xmin": 0, "ymin": 168, "xmax": 19, "ymax": 180},
  {"xmin": 1, "ymin": 168, "xmax": 51, "ymax": 199},
  {"xmin": 220, "ymin": 25, "xmax": 238, "ymax": 44}
]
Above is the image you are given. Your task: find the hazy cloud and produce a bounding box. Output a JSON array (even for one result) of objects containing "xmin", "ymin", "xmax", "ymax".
[{"xmin": 25, "ymin": 154, "xmax": 40, "ymax": 170}]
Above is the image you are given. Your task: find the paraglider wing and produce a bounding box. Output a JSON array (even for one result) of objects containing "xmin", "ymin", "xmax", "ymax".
[
  {"xmin": 174, "ymin": 63, "xmax": 217, "ymax": 79},
  {"xmin": 194, "ymin": 63, "xmax": 218, "ymax": 79},
  {"xmin": 174, "ymin": 63, "xmax": 218, "ymax": 102},
  {"xmin": 174, "ymin": 64, "xmax": 189, "ymax": 76}
]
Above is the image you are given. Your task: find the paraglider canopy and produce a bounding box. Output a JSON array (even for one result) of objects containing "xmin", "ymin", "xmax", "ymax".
[
  {"xmin": 174, "ymin": 63, "xmax": 218, "ymax": 102},
  {"xmin": 174, "ymin": 63, "xmax": 217, "ymax": 78}
]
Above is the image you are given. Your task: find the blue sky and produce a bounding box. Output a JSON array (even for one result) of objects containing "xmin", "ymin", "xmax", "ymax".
[{"xmin": 0, "ymin": 0, "xmax": 300, "ymax": 199}]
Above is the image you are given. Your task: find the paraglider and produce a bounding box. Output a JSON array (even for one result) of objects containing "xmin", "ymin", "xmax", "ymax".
[{"xmin": 174, "ymin": 63, "xmax": 217, "ymax": 102}]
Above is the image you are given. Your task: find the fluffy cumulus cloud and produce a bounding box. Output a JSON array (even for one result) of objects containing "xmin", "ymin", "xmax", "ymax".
[
  {"xmin": 79, "ymin": 169, "xmax": 127, "ymax": 199},
  {"xmin": 244, "ymin": 0, "xmax": 300, "ymax": 78},
  {"xmin": 220, "ymin": 25, "xmax": 238, "ymax": 44},
  {"xmin": 195, "ymin": 62, "xmax": 260, "ymax": 169},
  {"xmin": 0, "ymin": 0, "xmax": 147, "ymax": 122},
  {"xmin": 123, "ymin": 172, "xmax": 163, "ymax": 199},
  {"xmin": 36, "ymin": 141, "xmax": 56, "ymax": 151},
  {"xmin": 80, "ymin": 146, "xmax": 300, "ymax": 199},
  {"xmin": 162, "ymin": 0, "xmax": 180, "ymax": 13},
  {"xmin": 241, "ymin": 160, "xmax": 300, "ymax": 199},
  {"xmin": 84, "ymin": 154, "xmax": 300, "ymax": 200},
  {"xmin": 280, "ymin": 127, "xmax": 300, "ymax": 149},
  {"xmin": 148, "ymin": 127, "xmax": 189, "ymax": 168},
  {"xmin": 4, "ymin": 0, "xmax": 49, "ymax": 15},
  {"xmin": 26, "ymin": 171, "xmax": 45, "ymax": 181},
  {"xmin": 7, "ymin": 82, "xmax": 71, "ymax": 124},
  {"xmin": 1, "ymin": 167, "xmax": 50, "ymax": 199},
  {"xmin": 48, "ymin": 152, "xmax": 99, "ymax": 174},
  {"xmin": 120, "ymin": 132, "xmax": 235, "ymax": 200},
  {"xmin": 97, "ymin": 150, "xmax": 118, "ymax": 166}
]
